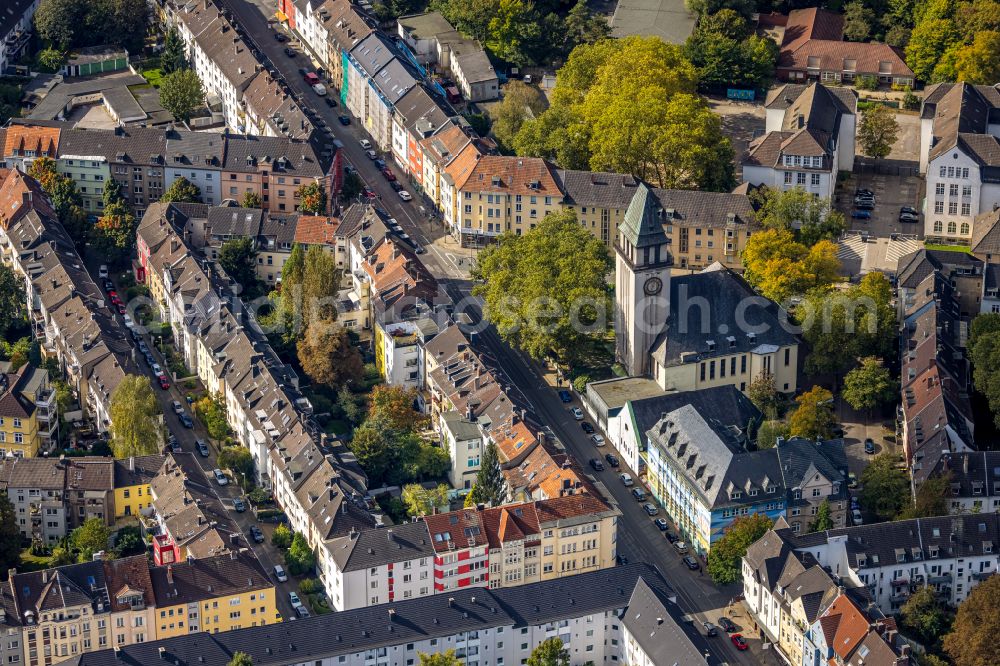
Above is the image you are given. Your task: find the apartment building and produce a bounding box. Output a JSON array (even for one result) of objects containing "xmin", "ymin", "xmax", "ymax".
[
  {"xmin": 64, "ymin": 565, "xmax": 682, "ymax": 666},
  {"xmin": 0, "ymin": 456, "xmax": 114, "ymax": 545},
  {"xmin": 0, "ymin": 0, "xmax": 39, "ymax": 76},
  {"xmin": 920, "ymin": 83, "xmax": 1000, "ymax": 244},
  {"xmin": 345, "ymin": 34, "xmax": 419, "ymax": 152},
  {"xmin": 111, "ymin": 455, "xmax": 166, "ymax": 519},
  {"xmin": 417, "ymin": 122, "xmax": 477, "ymax": 207},
  {"xmin": 743, "ymin": 82, "xmax": 857, "ymax": 201},
  {"xmin": 926, "ymin": 451, "xmax": 1000, "ymax": 514},
  {"xmin": 1, "ymin": 123, "xmax": 59, "ymax": 172},
  {"xmin": 149, "ymin": 550, "xmax": 279, "ymax": 637},
  {"xmin": 0, "ymin": 362, "xmax": 58, "ymax": 457},
  {"xmin": 622, "ymin": 578, "xmax": 706, "ymax": 666},
  {"xmin": 390, "ymin": 85, "xmax": 452, "ymax": 179}
]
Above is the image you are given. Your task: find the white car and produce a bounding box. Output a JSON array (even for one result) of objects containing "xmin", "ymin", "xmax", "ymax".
[
  {"xmin": 98, "ymin": 265, "xmax": 109, "ymax": 279},
  {"xmin": 274, "ymin": 565, "xmax": 288, "ymax": 582},
  {"xmin": 171, "ymin": 400, "xmax": 183, "ymax": 414},
  {"xmin": 365, "ymin": 149, "xmax": 377, "ymax": 160},
  {"xmin": 852, "ymin": 509, "xmax": 864, "ymax": 525},
  {"xmin": 571, "ymin": 407, "xmax": 583, "ymax": 420},
  {"xmin": 359, "ymin": 139, "xmax": 372, "ymax": 150},
  {"xmin": 213, "ymin": 469, "xmax": 229, "ymax": 486},
  {"xmin": 312, "ymin": 83, "xmax": 327, "ymax": 95},
  {"xmin": 398, "ymin": 190, "xmax": 412, "ymax": 201},
  {"xmin": 151, "ymin": 363, "xmax": 162, "ymax": 376},
  {"xmin": 122, "ymin": 314, "xmax": 133, "ymax": 328},
  {"xmin": 289, "ymin": 591, "xmax": 303, "ymax": 608},
  {"xmin": 620, "ymin": 473, "xmax": 634, "ymax": 487},
  {"xmin": 591, "ymin": 434, "xmax": 605, "ymax": 446}
]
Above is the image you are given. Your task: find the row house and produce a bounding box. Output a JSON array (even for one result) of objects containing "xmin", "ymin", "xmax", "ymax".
[
  {"xmin": 743, "ymin": 82, "xmax": 857, "ymax": 201},
  {"xmin": 0, "ymin": 456, "xmax": 113, "ymax": 546},
  {"xmin": 0, "ymin": 0, "xmax": 39, "ymax": 76},
  {"xmin": 344, "ymin": 34, "xmax": 419, "ymax": 152},
  {"xmin": 926, "ymin": 451, "xmax": 1000, "ymax": 515},
  {"xmin": 389, "ymin": 85, "xmax": 451, "ymax": 180},
  {"xmin": 644, "ymin": 406, "xmax": 848, "ymax": 555},
  {"xmin": 65, "ymin": 565, "xmax": 678, "ymax": 666},
  {"xmin": 288, "ymin": 0, "xmax": 375, "ymax": 88},
  {"xmin": 112, "ymin": 454, "xmax": 165, "ymax": 519},
  {"xmin": 0, "ymin": 123, "xmax": 59, "ymax": 172},
  {"xmin": 920, "ymin": 83, "xmax": 1000, "ymax": 244},
  {"xmin": 0, "ymin": 168, "xmax": 135, "ymax": 433},
  {"xmin": 781, "ymin": 513, "xmax": 1000, "ymax": 613},
  {"xmin": 742, "ymin": 530, "xmax": 911, "ymax": 666},
  {"xmin": 418, "ymin": 121, "xmax": 477, "ymax": 208},
  {"xmin": 0, "ymin": 362, "xmax": 58, "ymax": 457}
]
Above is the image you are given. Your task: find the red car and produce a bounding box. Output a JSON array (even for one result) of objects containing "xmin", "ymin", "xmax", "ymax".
[
  {"xmin": 157, "ymin": 375, "xmax": 170, "ymax": 390},
  {"xmin": 382, "ymin": 168, "xmax": 396, "ymax": 182},
  {"xmin": 116, "ymin": 304, "xmax": 126, "ymax": 315},
  {"xmin": 731, "ymin": 634, "xmax": 748, "ymax": 651}
]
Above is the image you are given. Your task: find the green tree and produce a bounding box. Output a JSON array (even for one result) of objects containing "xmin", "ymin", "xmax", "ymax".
[
  {"xmin": 340, "ymin": 171, "xmax": 363, "ymax": 202},
  {"xmin": 944, "ymin": 574, "xmax": 1000, "ymax": 665},
  {"xmin": 526, "ymin": 638, "xmax": 570, "ymax": 666},
  {"xmin": 843, "ymin": 1, "xmax": 876, "ymax": 40},
  {"xmin": 108, "ymin": 0, "xmax": 149, "ymax": 53},
  {"xmin": 951, "ymin": 30, "xmax": 1000, "ymax": 83},
  {"xmin": 296, "ymin": 182, "xmax": 327, "ymax": 214},
  {"xmin": 109, "ymin": 375, "xmax": 163, "ymax": 458},
  {"xmin": 159, "ymin": 69, "xmax": 204, "ymax": 123},
  {"xmin": 402, "ymin": 483, "xmax": 450, "ymax": 516},
  {"xmin": 860, "ymin": 453, "xmax": 910, "ymax": 521},
  {"xmin": 0, "ymin": 492, "xmax": 20, "ymax": 573},
  {"xmin": 349, "ymin": 417, "xmax": 396, "ymax": 483},
  {"xmin": 271, "ymin": 523, "xmax": 293, "ymax": 549},
  {"xmin": 901, "ymin": 587, "xmax": 954, "ymax": 651},
  {"xmin": 38, "ymin": 48, "xmax": 66, "ymax": 72},
  {"xmin": 741, "ymin": 229, "xmax": 840, "ymax": 303},
  {"xmin": 964, "ymin": 313, "xmax": 1000, "ymax": 425},
  {"xmin": 103, "ymin": 179, "xmax": 123, "ymax": 208},
  {"xmin": 71, "ymin": 517, "xmax": 111, "ymax": 562},
  {"xmin": 685, "ymin": 0, "xmax": 756, "ymax": 17},
  {"xmin": 285, "ymin": 532, "xmax": 315, "ymax": 575},
  {"xmin": 302, "ymin": 245, "xmax": 340, "ymax": 323},
  {"xmin": 418, "ymin": 651, "xmax": 462, "ymax": 666},
  {"xmin": 562, "ymin": 0, "xmax": 611, "ymax": 54},
  {"xmin": 369, "ymin": 385, "xmax": 426, "ymax": 431},
  {"xmin": 240, "ymin": 190, "xmax": 262, "ymax": 208},
  {"xmin": 808, "ymin": 500, "xmax": 834, "ymax": 532},
  {"xmin": 34, "ymin": 0, "xmax": 80, "ymax": 50},
  {"xmin": 194, "ymin": 394, "xmax": 229, "ymax": 440},
  {"xmin": 297, "ymin": 323, "xmax": 363, "ymax": 388},
  {"xmin": 788, "ymin": 386, "xmax": 836, "ymax": 440},
  {"xmin": 0, "ymin": 264, "xmax": 26, "ymax": 340},
  {"xmin": 843, "ymin": 356, "xmax": 896, "ymax": 411},
  {"xmin": 471, "ymin": 210, "xmax": 611, "ymax": 364},
  {"xmin": 50, "ymin": 546, "xmax": 73, "ymax": 566},
  {"xmin": 218, "ymin": 236, "xmax": 258, "ymax": 294},
  {"xmin": 756, "ymin": 419, "xmax": 790, "ymax": 449},
  {"xmin": 485, "ymin": 0, "xmax": 542, "ymax": 67},
  {"xmin": 747, "ymin": 371, "xmax": 780, "ymax": 414},
  {"xmin": 685, "ymin": 9, "xmax": 778, "ymax": 91},
  {"xmin": 753, "ymin": 187, "xmax": 846, "ymax": 246},
  {"xmin": 858, "ymin": 105, "xmax": 900, "ymax": 160},
  {"xmin": 90, "ymin": 200, "xmax": 137, "ymax": 267},
  {"xmin": 468, "ymin": 442, "xmax": 507, "ymax": 506},
  {"xmin": 162, "ymin": 27, "xmax": 189, "ymax": 74},
  {"xmin": 227, "ymin": 653, "xmax": 253, "ymax": 666},
  {"xmin": 901, "ymin": 473, "xmax": 950, "ymax": 519},
  {"xmin": 408, "ymin": 444, "xmax": 451, "ymax": 480},
  {"xmin": 114, "ymin": 525, "xmax": 144, "ymax": 556},
  {"xmin": 217, "ymin": 447, "xmax": 254, "ymax": 488},
  {"xmin": 707, "ymin": 513, "xmax": 772, "ymax": 584},
  {"xmin": 905, "ymin": 18, "xmax": 960, "ymax": 81},
  {"xmin": 161, "ymin": 176, "xmax": 201, "ymax": 203},
  {"xmin": 491, "ymin": 81, "xmax": 548, "ymax": 152}
]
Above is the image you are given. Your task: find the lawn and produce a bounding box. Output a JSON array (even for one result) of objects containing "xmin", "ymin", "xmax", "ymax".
[
  {"xmin": 142, "ymin": 68, "xmax": 165, "ymax": 89},
  {"xmin": 19, "ymin": 547, "xmax": 54, "ymax": 572},
  {"xmin": 924, "ymin": 243, "xmax": 971, "ymax": 254}
]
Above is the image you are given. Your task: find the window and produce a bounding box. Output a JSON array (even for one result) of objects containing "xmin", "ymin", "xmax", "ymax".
[
  {"xmin": 935, "ymin": 200, "xmax": 944, "ymax": 214},
  {"xmin": 936, "ymin": 183, "xmax": 945, "ymax": 196},
  {"xmin": 811, "ymin": 173, "xmax": 820, "ymax": 186},
  {"xmin": 784, "ymin": 172, "xmax": 792, "ymax": 184},
  {"xmin": 949, "ymin": 202, "xmax": 958, "ymax": 215},
  {"xmin": 934, "ymin": 220, "xmax": 943, "ymax": 233},
  {"xmin": 961, "ymin": 222, "xmax": 970, "ymax": 235},
  {"xmin": 962, "ymin": 203, "xmax": 971, "ymax": 216},
  {"xmin": 940, "ymin": 166, "xmax": 947, "ymax": 177},
  {"xmin": 796, "ymin": 172, "xmax": 806, "ymax": 185},
  {"xmin": 950, "ymin": 184, "xmax": 959, "ymax": 196}
]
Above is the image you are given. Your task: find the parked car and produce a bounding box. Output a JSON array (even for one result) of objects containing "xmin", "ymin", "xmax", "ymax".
[
  {"xmin": 273, "ymin": 32, "xmax": 288, "ymax": 42},
  {"xmin": 654, "ymin": 518, "xmax": 668, "ymax": 531},
  {"xmin": 604, "ymin": 453, "xmax": 620, "ymax": 467},
  {"xmin": 295, "ymin": 605, "xmax": 310, "ymax": 619},
  {"xmin": 180, "ymin": 414, "xmax": 194, "ymax": 429},
  {"xmin": 398, "ymin": 190, "xmax": 412, "ymax": 201},
  {"xmin": 99, "ymin": 265, "xmax": 109, "ymax": 278},
  {"xmin": 899, "ymin": 206, "xmax": 920, "ymax": 223},
  {"xmin": 571, "ymin": 407, "xmax": 583, "ymax": 420},
  {"xmin": 382, "ymin": 168, "xmax": 397, "ymax": 182},
  {"xmin": 731, "ymin": 634, "xmax": 749, "ymax": 651},
  {"xmin": 390, "ymin": 180, "xmax": 403, "ymax": 192},
  {"xmin": 303, "ymin": 72, "xmax": 320, "ymax": 86},
  {"xmin": 250, "ymin": 525, "xmax": 265, "ymax": 543},
  {"xmin": 283, "ymin": 47, "xmax": 296, "ymax": 57},
  {"xmin": 718, "ymin": 617, "xmax": 737, "ymax": 633},
  {"xmin": 591, "ymin": 434, "xmax": 605, "ymax": 446},
  {"xmin": 665, "ymin": 531, "xmax": 679, "ymax": 543},
  {"xmin": 852, "ymin": 509, "xmax": 864, "ymax": 525},
  {"xmin": 325, "ymin": 96, "xmax": 337, "ymax": 107},
  {"xmin": 359, "ymin": 139, "xmax": 372, "ymax": 150},
  {"xmin": 850, "ymin": 496, "xmax": 860, "ymax": 510},
  {"xmin": 289, "ymin": 592, "xmax": 303, "ymax": 608},
  {"xmin": 864, "ymin": 438, "xmax": 876, "ymax": 454},
  {"xmin": 856, "ymin": 188, "xmax": 874, "ymax": 197},
  {"xmin": 673, "ymin": 541, "xmax": 689, "ymax": 554},
  {"xmin": 374, "ymin": 158, "xmax": 387, "ymax": 170},
  {"xmin": 273, "ymin": 565, "xmax": 288, "ymax": 582},
  {"xmin": 702, "ymin": 622, "xmax": 717, "ymax": 637},
  {"xmin": 170, "ymin": 441, "xmax": 182, "ymax": 454},
  {"xmin": 580, "ymin": 421, "xmax": 594, "ymax": 434},
  {"xmin": 558, "ymin": 390, "xmax": 572, "ymax": 403},
  {"xmin": 213, "ymin": 469, "xmax": 229, "ymax": 486},
  {"xmin": 233, "ymin": 498, "xmax": 246, "ymax": 513},
  {"xmin": 589, "ymin": 458, "xmax": 605, "ymax": 471},
  {"xmin": 312, "ymin": 83, "xmax": 327, "ymax": 96},
  {"xmin": 683, "ymin": 556, "xmax": 700, "ymax": 571},
  {"xmin": 848, "ymin": 471, "xmax": 858, "ymax": 488},
  {"xmin": 851, "ymin": 209, "xmax": 871, "ymax": 220},
  {"xmin": 172, "ymin": 400, "xmax": 184, "ymax": 414},
  {"xmin": 152, "ymin": 363, "xmax": 162, "ymax": 376},
  {"xmin": 620, "ymin": 473, "xmax": 634, "ymax": 486},
  {"xmin": 631, "ymin": 487, "xmax": 647, "ymax": 502},
  {"xmin": 338, "ymin": 115, "xmax": 351, "ymax": 125},
  {"xmin": 365, "ymin": 149, "xmax": 377, "ymax": 160},
  {"xmin": 122, "ymin": 314, "xmax": 133, "ymax": 328},
  {"xmin": 643, "ymin": 502, "xmax": 658, "ymax": 516},
  {"xmin": 196, "ymin": 439, "xmax": 210, "ymax": 457},
  {"xmin": 855, "ymin": 198, "xmax": 875, "ymax": 210},
  {"xmin": 158, "ymin": 375, "xmax": 170, "ymax": 390}
]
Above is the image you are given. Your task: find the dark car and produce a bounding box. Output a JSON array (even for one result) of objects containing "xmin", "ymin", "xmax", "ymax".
[
  {"xmin": 325, "ymin": 96, "xmax": 337, "ymax": 107},
  {"xmin": 631, "ymin": 487, "xmax": 647, "ymax": 502},
  {"xmin": 718, "ymin": 617, "xmax": 737, "ymax": 633},
  {"xmin": 654, "ymin": 518, "xmax": 668, "ymax": 531},
  {"xmin": 855, "ymin": 199, "xmax": 875, "ymax": 210},
  {"xmin": 233, "ymin": 498, "xmax": 246, "ymax": 513},
  {"xmin": 283, "ymin": 47, "xmax": 296, "ymax": 57},
  {"xmin": 604, "ymin": 453, "xmax": 620, "ymax": 467},
  {"xmin": 298, "ymin": 67, "xmax": 310, "ymax": 76},
  {"xmin": 180, "ymin": 414, "xmax": 194, "ymax": 429},
  {"xmin": 338, "ymin": 115, "xmax": 351, "ymax": 125},
  {"xmin": 864, "ymin": 438, "xmax": 876, "ymax": 454},
  {"xmin": 581, "ymin": 422, "xmax": 595, "ymax": 434},
  {"xmin": 589, "ymin": 458, "xmax": 605, "ymax": 471},
  {"xmin": 389, "ymin": 180, "xmax": 403, "ymax": 192},
  {"xmin": 558, "ymin": 390, "xmax": 572, "ymax": 403},
  {"xmin": 851, "ymin": 209, "xmax": 871, "ymax": 220},
  {"xmin": 273, "ymin": 32, "xmax": 288, "ymax": 42},
  {"xmin": 250, "ymin": 525, "xmax": 265, "ymax": 543},
  {"xmin": 665, "ymin": 531, "xmax": 679, "ymax": 543},
  {"xmin": 856, "ymin": 188, "xmax": 875, "ymax": 197},
  {"xmin": 899, "ymin": 205, "xmax": 920, "ymax": 223},
  {"xmin": 374, "ymin": 158, "xmax": 387, "ymax": 170},
  {"xmin": 683, "ymin": 556, "xmax": 700, "ymax": 571},
  {"xmin": 196, "ymin": 439, "xmax": 210, "ymax": 457}
]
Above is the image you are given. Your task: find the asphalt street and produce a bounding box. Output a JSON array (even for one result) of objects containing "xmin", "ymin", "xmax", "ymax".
[{"xmin": 165, "ymin": 1, "xmax": 766, "ymax": 658}]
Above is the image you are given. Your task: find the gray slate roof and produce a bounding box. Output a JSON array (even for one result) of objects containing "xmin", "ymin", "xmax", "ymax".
[
  {"xmin": 327, "ymin": 522, "xmax": 436, "ymax": 572},
  {"xmin": 621, "ymin": 578, "xmax": 706, "ymax": 665},
  {"xmin": 628, "ymin": 386, "xmax": 760, "ymax": 450},
  {"xmin": 896, "ymin": 248, "xmax": 983, "ymax": 289},
  {"xmin": 554, "ymin": 169, "xmax": 640, "ymax": 210}
]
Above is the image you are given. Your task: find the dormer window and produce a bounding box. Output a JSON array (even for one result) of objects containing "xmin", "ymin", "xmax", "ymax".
[
  {"xmin": 748, "ymin": 489, "xmax": 758, "ymax": 497},
  {"xmin": 731, "ymin": 491, "xmax": 742, "ymax": 500}
]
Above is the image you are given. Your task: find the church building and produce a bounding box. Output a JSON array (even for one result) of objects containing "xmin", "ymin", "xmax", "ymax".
[{"xmin": 614, "ymin": 183, "xmax": 801, "ymax": 395}]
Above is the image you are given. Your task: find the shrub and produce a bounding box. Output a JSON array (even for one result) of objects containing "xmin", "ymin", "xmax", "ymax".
[
  {"xmin": 299, "ymin": 578, "xmax": 322, "ymax": 595},
  {"xmin": 902, "ymin": 90, "xmax": 920, "ymax": 111},
  {"xmin": 271, "ymin": 523, "xmax": 293, "ymax": 550},
  {"xmin": 572, "ymin": 375, "xmax": 590, "ymax": 393},
  {"xmin": 856, "ymin": 75, "xmax": 878, "ymax": 91}
]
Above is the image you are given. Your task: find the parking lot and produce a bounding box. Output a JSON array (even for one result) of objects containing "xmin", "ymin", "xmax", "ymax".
[{"xmin": 835, "ymin": 164, "xmax": 924, "ymax": 239}]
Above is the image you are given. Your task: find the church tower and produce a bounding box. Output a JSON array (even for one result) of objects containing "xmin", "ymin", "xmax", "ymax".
[{"xmin": 615, "ymin": 183, "xmax": 672, "ymax": 377}]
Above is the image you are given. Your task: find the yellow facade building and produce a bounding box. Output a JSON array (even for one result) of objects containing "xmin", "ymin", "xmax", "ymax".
[
  {"xmin": 112, "ymin": 455, "xmax": 165, "ymax": 518},
  {"xmin": 0, "ymin": 363, "xmax": 58, "ymax": 458}
]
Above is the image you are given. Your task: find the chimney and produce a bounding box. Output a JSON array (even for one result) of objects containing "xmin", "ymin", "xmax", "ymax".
[
  {"xmin": 448, "ymin": 597, "xmax": 455, "ymax": 607},
  {"xmin": 387, "ymin": 529, "xmax": 394, "ymax": 542},
  {"xmin": 775, "ymin": 437, "xmax": 785, "ymax": 448},
  {"xmin": 159, "ymin": 647, "xmax": 167, "ymax": 660},
  {"xmin": 166, "ymin": 564, "xmax": 173, "ymax": 585},
  {"xmin": 129, "ymin": 456, "xmax": 135, "ymax": 472}
]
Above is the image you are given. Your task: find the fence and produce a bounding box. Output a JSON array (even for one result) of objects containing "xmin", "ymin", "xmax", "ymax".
[{"xmin": 853, "ymin": 157, "xmax": 919, "ymax": 178}]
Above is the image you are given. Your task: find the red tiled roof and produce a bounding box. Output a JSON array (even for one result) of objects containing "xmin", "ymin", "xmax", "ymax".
[
  {"xmin": 294, "ymin": 215, "xmax": 341, "ymax": 245},
  {"xmin": 819, "ymin": 593, "xmax": 870, "ymax": 660},
  {"xmin": 2, "ymin": 125, "xmax": 60, "ymax": 160},
  {"xmin": 424, "ymin": 509, "xmax": 484, "ymax": 553},
  {"xmin": 0, "ymin": 169, "xmax": 56, "ymax": 230}
]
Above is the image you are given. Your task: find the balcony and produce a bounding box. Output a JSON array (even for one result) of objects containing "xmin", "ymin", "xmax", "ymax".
[
  {"xmin": 891, "ymin": 577, "xmax": 909, "ymax": 587},
  {"xmin": 972, "ymin": 571, "xmax": 994, "ymax": 581},
  {"xmin": 928, "ymin": 573, "xmax": 952, "ymax": 584}
]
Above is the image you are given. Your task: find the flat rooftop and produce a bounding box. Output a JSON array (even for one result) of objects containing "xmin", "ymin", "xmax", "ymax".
[
  {"xmin": 611, "ymin": 0, "xmax": 696, "ymax": 45},
  {"xmin": 587, "ymin": 377, "xmax": 665, "ymax": 411}
]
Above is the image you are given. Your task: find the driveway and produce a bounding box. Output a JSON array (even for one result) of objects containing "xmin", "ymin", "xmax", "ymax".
[{"xmin": 708, "ymin": 98, "xmax": 765, "ymax": 176}]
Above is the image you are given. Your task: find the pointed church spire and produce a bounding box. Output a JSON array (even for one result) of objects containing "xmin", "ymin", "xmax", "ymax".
[{"xmin": 619, "ymin": 182, "xmax": 668, "ymax": 249}]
